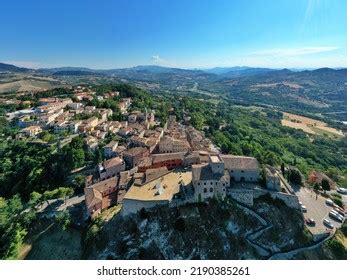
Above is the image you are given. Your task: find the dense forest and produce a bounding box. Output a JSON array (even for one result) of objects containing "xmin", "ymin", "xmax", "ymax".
[{"xmin": 168, "ymin": 95, "xmax": 346, "ymax": 183}]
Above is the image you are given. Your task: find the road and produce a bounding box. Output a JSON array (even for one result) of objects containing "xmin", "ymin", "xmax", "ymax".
[
  {"xmin": 294, "ymin": 187, "xmax": 343, "ymax": 235},
  {"xmin": 37, "ymin": 194, "xmax": 85, "ymax": 214}
]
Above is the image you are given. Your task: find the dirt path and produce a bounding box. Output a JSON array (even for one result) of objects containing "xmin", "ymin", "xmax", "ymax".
[{"xmin": 269, "ymin": 230, "xmax": 334, "ymax": 260}]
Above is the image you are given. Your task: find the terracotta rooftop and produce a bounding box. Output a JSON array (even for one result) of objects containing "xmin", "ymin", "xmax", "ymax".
[
  {"xmin": 85, "ymin": 177, "xmax": 118, "ymax": 208},
  {"xmin": 123, "ymin": 147, "xmax": 148, "ymax": 156},
  {"xmin": 102, "ymin": 157, "xmax": 124, "ymax": 169},
  {"xmin": 152, "ymin": 152, "xmax": 185, "ymax": 164}
]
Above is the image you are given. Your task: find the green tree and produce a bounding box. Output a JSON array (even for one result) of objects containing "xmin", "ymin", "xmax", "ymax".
[
  {"xmin": 56, "ymin": 187, "xmax": 74, "ymax": 204},
  {"xmin": 56, "ymin": 211, "xmax": 71, "ymax": 230},
  {"xmin": 190, "ymin": 112, "xmax": 204, "ymax": 130},
  {"xmin": 313, "ymin": 183, "xmax": 320, "ymax": 192},
  {"xmin": 28, "ymin": 191, "xmax": 43, "ymax": 209},
  {"xmin": 68, "ymin": 148, "xmax": 85, "ymax": 170},
  {"xmin": 0, "ymin": 195, "xmax": 32, "ymax": 259},
  {"xmin": 281, "ymin": 163, "xmax": 285, "ymax": 175},
  {"xmin": 326, "ymin": 239, "xmax": 346, "ymax": 259},
  {"xmin": 288, "ymin": 169, "xmax": 302, "ymax": 185},
  {"xmin": 321, "ymin": 179, "xmax": 330, "ymax": 192},
  {"xmin": 72, "ymin": 175, "xmax": 86, "ymax": 192}
]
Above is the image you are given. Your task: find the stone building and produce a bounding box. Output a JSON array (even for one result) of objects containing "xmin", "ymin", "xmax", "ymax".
[
  {"xmin": 192, "ymin": 154, "xmax": 230, "ymax": 201},
  {"xmin": 98, "ymin": 157, "xmax": 125, "ymax": 180},
  {"xmin": 222, "ymin": 155, "xmax": 260, "ymax": 182},
  {"xmin": 84, "ymin": 177, "xmax": 118, "ymax": 219},
  {"xmin": 265, "ymin": 165, "xmax": 281, "ymax": 191}
]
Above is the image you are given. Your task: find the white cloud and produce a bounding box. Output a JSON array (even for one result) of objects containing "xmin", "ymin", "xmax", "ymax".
[
  {"xmin": 251, "ymin": 46, "xmax": 339, "ymax": 57},
  {"xmin": 150, "ymin": 55, "xmax": 164, "ymax": 63}
]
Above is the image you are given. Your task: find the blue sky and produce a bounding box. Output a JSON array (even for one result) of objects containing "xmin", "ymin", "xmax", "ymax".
[{"xmin": 1, "ymin": 0, "xmax": 347, "ymax": 69}]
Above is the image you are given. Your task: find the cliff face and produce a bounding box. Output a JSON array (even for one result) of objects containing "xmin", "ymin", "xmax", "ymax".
[
  {"xmin": 85, "ymin": 196, "xmax": 312, "ymax": 260},
  {"xmin": 252, "ymin": 195, "xmax": 313, "ymax": 254}
]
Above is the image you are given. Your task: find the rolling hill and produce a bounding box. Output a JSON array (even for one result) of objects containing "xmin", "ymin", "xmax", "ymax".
[
  {"xmin": 0, "ymin": 62, "xmax": 32, "ymax": 73},
  {"xmin": 1, "ymin": 62, "xmax": 347, "ymax": 121}
]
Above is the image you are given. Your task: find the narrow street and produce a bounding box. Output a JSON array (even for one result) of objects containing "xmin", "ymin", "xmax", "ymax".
[{"xmin": 37, "ymin": 194, "xmax": 85, "ymax": 214}]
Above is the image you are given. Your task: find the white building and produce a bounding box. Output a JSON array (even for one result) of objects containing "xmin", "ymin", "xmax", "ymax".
[
  {"xmin": 20, "ymin": 126, "xmax": 42, "ymax": 137},
  {"xmin": 67, "ymin": 102, "xmax": 83, "ymax": 110},
  {"xmin": 54, "ymin": 121, "xmax": 69, "ymax": 134},
  {"xmin": 68, "ymin": 121, "xmax": 81, "ymax": 134}
]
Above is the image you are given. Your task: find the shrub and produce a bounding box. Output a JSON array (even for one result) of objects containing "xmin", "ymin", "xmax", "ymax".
[
  {"xmin": 288, "ymin": 169, "xmax": 302, "ymax": 185},
  {"xmin": 321, "ymin": 179, "xmax": 330, "ymax": 192},
  {"xmin": 341, "ymin": 221, "xmax": 347, "ymax": 236},
  {"xmin": 332, "ymin": 197, "xmax": 343, "ymax": 208},
  {"xmin": 326, "ymin": 239, "xmax": 346, "ymax": 259}
]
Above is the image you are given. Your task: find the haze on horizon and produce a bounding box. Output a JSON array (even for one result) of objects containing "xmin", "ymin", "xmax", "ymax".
[{"xmin": 1, "ymin": 0, "xmax": 347, "ymax": 69}]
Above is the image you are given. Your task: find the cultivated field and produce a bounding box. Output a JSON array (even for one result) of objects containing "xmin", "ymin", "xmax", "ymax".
[
  {"xmin": 0, "ymin": 74, "xmax": 63, "ymax": 93},
  {"xmin": 281, "ymin": 112, "xmax": 344, "ymax": 137}
]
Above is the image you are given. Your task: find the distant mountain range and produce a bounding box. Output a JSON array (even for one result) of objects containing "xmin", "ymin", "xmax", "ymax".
[
  {"xmin": 1, "ymin": 61, "xmax": 347, "ymax": 78},
  {"xmin": 1, "ymin": 61, "xmax": 347, "ymax": 120},
  {"xmin": 0, "ymin": 62, "xmax": 33, "ymax": 73},
  {"xmin": 201, "ymin": 66, "xmax": 278, "ymax": 77}
]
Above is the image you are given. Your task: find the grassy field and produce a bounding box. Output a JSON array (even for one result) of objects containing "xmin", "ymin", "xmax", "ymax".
[
  {"xmin": 281, "ymin": 112, "xmax": 344, "ymax": 137},
  {"xmin": 0, "ymin": 74, "xmax": 64, "ymax": 93}
]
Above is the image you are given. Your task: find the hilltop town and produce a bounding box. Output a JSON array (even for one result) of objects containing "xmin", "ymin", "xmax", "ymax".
[
  {"xmin": 3, "ymin": 85, "xmax": 301, "ymax": 216},
  {"xmin": 0, "ymin": 82, "xmax": 346, "ymax": 260}
]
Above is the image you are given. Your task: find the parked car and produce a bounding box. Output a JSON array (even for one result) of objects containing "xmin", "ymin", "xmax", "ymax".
[
  {"xmin": 333, "ymin": 206, "xmax": 345, "ymax": 217},
  {"xmin": 326, "ymin": 198, "xmax": 334, "ymax": 206},
  {"xmin": 323, "ymin": 218, "xmax": 334, "ymax": 229},
  {"xmin": 337, "ymin": 187, "xmax": 347, "ymax": 194},
  {"xmin": 331, "ymin": 209, "xmax": 344, "ymax": 219},
  {"xmin": 301, "ymin": 205, "xmax": 307, "ymax": 212},
  {"xmin": 329, "ymin": 211, "xmax": 343, "ymax": 223},
  {"xmin": 305, "ymin": 218, "xmax": 316, "ymax": 226}
]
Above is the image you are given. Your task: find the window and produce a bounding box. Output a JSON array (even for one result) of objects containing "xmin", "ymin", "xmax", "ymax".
[
  {"xmin": 204, "ymin": 182, "xmax": 206, "ymax": 186},
  {"xmin": 198, "ymin": 182, "xmax": 200, "ymax": 186},
  {"xmin": 210, "ymin": 188, "xmax": 213, "ymax": 193},
  {"xmin": 210, "ymin": 182, "xmax": 213, "ymax": 185},
  {"xmin": 204, "ymin": 188, "xmax": 207, "ymax": 193},
  {"xmin": 241, "ymin": 170, "xmax": 244, "ymax": 173}
]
